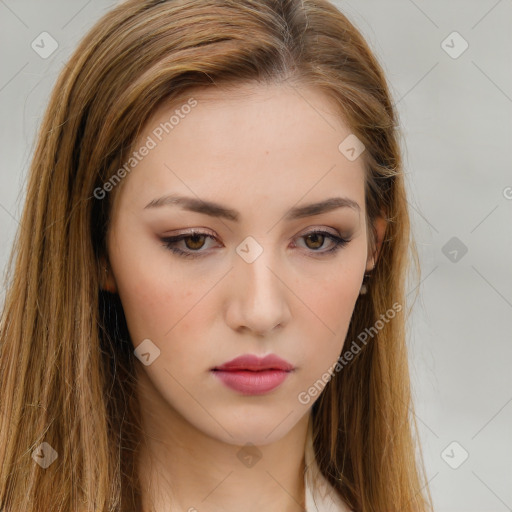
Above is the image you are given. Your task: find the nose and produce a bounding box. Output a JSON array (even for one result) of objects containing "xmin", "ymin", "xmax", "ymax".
[{"xmin": 224, "ymin": 246, "xmax": 292, "ymax": 336}]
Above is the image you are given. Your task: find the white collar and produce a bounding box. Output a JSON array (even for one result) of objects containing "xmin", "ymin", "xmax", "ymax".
[{"xmin": 303, "ymin": 420, "xmax": 352, "ymax": 512}]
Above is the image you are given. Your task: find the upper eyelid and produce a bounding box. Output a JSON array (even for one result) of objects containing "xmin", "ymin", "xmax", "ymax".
[
  {"xmin": 161, "ymin": 228, "xmax": 348, "ymax": 249},
  {"xmin": 165, "ymin": 226, "xmax": 343, "ymax": 238}
]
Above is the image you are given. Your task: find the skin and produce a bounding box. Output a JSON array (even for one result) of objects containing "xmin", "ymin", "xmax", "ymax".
[{"xmin": 102, "ymin": 82, "xmax": 387, "ymax": 512}]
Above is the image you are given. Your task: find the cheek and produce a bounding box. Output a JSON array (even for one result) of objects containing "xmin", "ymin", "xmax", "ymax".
[
  {"xmin": 292, "ymin": 263, "xmax": 364, "ymax": 378},
  {"xmin": 108, "ymin": 224, "xmax": 193, "ymax": 332},
  {"xmin": 302, "ymin": 275, "xmax": 359, "ymax": 327},
  {"xmin": 116, "ymin": 267, "xmax": 200, "ymax": 346},
  {"xmin": 111, "ymin": 256, "xmax": 218, "ymax": 383},
  {"xmin": 294, "ymin": 254, "xmax": 363, "ymax": 329}
]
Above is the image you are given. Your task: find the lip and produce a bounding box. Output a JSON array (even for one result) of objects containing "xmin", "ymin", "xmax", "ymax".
[
  {"xmin": 212, "ymin": 354, "xmax": 295, "ymax": 372},
  {"xmin": 211, "ymin": 354, "xmax": 295, "ymax": 395}
]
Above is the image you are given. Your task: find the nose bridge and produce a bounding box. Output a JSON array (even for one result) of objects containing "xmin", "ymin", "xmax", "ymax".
[
  {"xmin": 229, "ymin": 236, "xmax": 291, "ymax": 334},
  {"xmin": 238, "ymin": 237, "xmax": 281, "ymax": 299}
]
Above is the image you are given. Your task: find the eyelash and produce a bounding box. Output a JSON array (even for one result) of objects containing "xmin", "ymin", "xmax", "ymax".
[{"xmin": 160, "ymin": 229, "xmax": 350, "ymax": 259}]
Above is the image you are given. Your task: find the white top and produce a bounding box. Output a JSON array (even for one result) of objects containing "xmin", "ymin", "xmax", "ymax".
[{"xmin": 303, "ymin": 420, "xmax": 353, "ymax": 512}]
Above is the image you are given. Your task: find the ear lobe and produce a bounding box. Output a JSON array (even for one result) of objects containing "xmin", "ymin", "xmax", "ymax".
[{"xmin": 99, "ymin": 256, "xmax": 118, "ymax": 293}]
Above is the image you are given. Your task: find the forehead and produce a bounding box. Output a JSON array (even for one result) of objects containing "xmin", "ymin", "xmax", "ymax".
[{"xmin": 112, "ymin": 82, "xmax": 366, "ymax": 218}]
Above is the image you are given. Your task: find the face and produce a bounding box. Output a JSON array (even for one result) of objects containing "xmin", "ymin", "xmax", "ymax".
[{"xmin": 104, "ymin": 82, "xmax": 379, "ymax": 446}]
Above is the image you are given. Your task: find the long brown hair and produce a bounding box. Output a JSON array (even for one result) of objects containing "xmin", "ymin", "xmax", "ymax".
[{"xmin": 0, "ymin": 0, "xmax": 432, "ymax": 510}]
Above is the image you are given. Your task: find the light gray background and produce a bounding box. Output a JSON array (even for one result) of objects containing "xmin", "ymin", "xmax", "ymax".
[{"xmin": 1, "ymin": 1, "xmax": 511, "ymax": 510}]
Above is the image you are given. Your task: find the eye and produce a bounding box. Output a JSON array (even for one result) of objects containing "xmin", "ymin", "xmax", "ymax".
[
  {"xmin": 160, "ymin": 229, "xmax": 351, "ymax": 259},
  {"xmin": 161, "ymin": 230, "xmax": 218, "ymax": 259},
  {"xmin": 293, "ymin": 229, "xmax": 350, "ymax": 256}
]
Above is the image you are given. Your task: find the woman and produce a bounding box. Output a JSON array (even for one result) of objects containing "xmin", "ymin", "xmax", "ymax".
[{"xmin": 0, "ymin": 0, "xmax": 432, "ymax": 510}]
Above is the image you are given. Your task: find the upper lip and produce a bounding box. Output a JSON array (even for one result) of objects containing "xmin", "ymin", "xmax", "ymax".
[{"xmin": 212, "ymin": 354, "xmax": 294, "ymax": 372}]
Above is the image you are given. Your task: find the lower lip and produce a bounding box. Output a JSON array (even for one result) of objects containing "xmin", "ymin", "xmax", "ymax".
[{"xmin": 211, "ymin": 369, "xmax": 291, "ymax": 395}]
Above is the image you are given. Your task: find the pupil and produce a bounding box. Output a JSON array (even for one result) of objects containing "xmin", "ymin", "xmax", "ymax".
[
  {"xmin": 307, "ymin": 234, "xmax": 323, "ymax": 249},
  {"xmin": 186, "ymin": 234, "xmax": 205, "ymax": 250}
]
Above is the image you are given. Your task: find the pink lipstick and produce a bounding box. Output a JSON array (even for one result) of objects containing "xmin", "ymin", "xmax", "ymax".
[{"xmin": 211, "ymin": 354, "xmax": 294, "ymax": 395}]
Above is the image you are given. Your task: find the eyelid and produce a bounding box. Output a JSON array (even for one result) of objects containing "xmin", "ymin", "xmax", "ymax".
[
  {"xmin": 162, "ymin": 227, "xmax": 217, "ymax": 237},
  {"xmin": 163, "ymin": 224, "xmax": 346, "ymax": 238},
  {"xmin": 295, "ymin": 225, "xmax": 343, "ymax": 238},
  {"xmin": 161, "ymin": 226, "xmax": 344, "ymax": 245},
  {"xmin": 160, "ymin": 226, "xmax": 351, "ymax": 259}
]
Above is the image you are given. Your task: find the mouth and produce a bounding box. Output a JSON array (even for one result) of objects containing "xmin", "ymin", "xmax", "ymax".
[
  {"xmin": 211, "ymin": 354, "xmax": 295, "ymax": 395},
  {"xmin": 211, "ymin": 365, "xmax": 293, "ymax": 372}
]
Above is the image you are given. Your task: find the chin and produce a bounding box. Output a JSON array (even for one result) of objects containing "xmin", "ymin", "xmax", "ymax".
[{"xmin": 196, "ymin": 409, "xmax": 305, "ymax": 447}]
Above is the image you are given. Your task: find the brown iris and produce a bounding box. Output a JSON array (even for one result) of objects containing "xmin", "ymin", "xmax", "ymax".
[{"xmin": 304, "ymin": 232, "xmax": 325, "ymax": 250}]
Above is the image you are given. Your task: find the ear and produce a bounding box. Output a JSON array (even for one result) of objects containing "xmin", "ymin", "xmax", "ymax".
[
  {"xmin": 366, "ymin": 214, "xmax": 387, "ymax": 272},
  {"xmin": 99, "ymin": 255, "xmax": 118, "ymax": 294}
]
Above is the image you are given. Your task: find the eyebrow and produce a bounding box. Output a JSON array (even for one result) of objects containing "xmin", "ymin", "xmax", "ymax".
[{"xmin": 144, "ymin": 194, "xmax": 360, "ymax": 221}]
